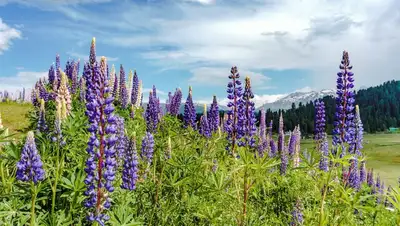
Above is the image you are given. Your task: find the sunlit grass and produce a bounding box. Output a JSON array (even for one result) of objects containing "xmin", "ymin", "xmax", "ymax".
[{"xmin": 0, "ymin": 101, "xmax": 32, "ymax": 137}]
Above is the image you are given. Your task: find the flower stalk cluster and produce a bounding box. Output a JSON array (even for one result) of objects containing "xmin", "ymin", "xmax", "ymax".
[{"xmin": 184, "ymin": 86, "xmax": 197, "ymax": 129}]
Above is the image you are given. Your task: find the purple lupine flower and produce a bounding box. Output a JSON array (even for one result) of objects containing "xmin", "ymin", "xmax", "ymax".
[
  {"xmin": 121, "ymin": 137, "xmax": 139, "ymax": 191},
  {"xmin": 314, "ymin": 100, "xmax": 326, "ymax": 141},
  {"xmin": 115, "ymin": 116, "xmax": 126, "ymax": 159},
  {"xmin": 199, "ymin": 104, "xmax": 211, "ymax": 138},
  {"xmin": 131, "ymin": 70, "xmax": 139, "ymax": 106},
  {"xmin": 89, "ymin": 37, "xmax": 96, "ymax": 67},
  {"xmin": 79, "ymin": 76, "xmax": 86, "ymax": 102},
  {"xmin": 354, "ymin": 105, "xmax": 363, "ymax": 156},
  {"xmin": 37, "ymin": 80, "xmax": 49, "ymax": 101},
  {"xmin": 332, "ymin": 51, "xmax": 356, "ymax": 156},
  {"xmin": 269, "ymin": 139, "xmax": 277, "ymax": 158},
  {"xmin": 367, "ymin": 169, "xmax": 374, "ymax": 188},
  {"xmin": 152, "ymin": 85, "xmax": 157, "ymax": 98},
  {"xmin": 208, "ymin": 95, "xmax": 220, "ymax": 132},
  {"xmin": 239, "ymin": 76, "xmax": 256, "ymax": 148},
  {"xmin": 119, "ymin": 65, "xmax": 128, "ymax": 108},
  {"xmin": 360, "ymin": 160, "xmax": 366, "ymax": 183},
  {"xmin": 141, "ymin": 132, "xmax": 155, "ymax": 165},
  {"xmin": 348, "ymin": 158, "xmax": 360, "ymax": 190},
  {"xmin": 37, "ymin": 99, "xmax": 48, "ymax": 133},
  {"xmin": 258, "ymin": 109, "xmax": 268, "ymax": 157},
  {"xmin": 183, "ymin": 86, "xmax": 196, "ymax": 129},
  {"xmin": 31, "ymin": 88, "xmax": 39, "ymax": 107},
  {"xmin": 169, "ymin": 88, "xmax": 182, "ymax": 116},
  {"xmin": 374, "ymin": 174, "xmax": 381, "ymax": 196},
  {"xmin": 145, "ymin": 91, "xmax": 160, "ymax": 133},
  {"xmin": 83, "ymin": 40, "xmax": 117, "ymax": 225},
  {"xmin": 278, "ymin": 113, "xmax": 284, "ymax": 152},
  {"xmin": 71, "ymin": 61, "xmax": 79, "ymax": 93},
  {"xmin": 225, "ymin": 66, "xmax": 243, "ymax": 155},
  {"xmin": 51, "ymin": 100, "xmax": 66, "ymax": 146},
  {"xmin": 290, "ymin": 199, "xmax": 304, "ymax": 226},
  {"xmin": 288, "ymin": 131, "xmax": 296, "ymax": 157},
  {"xmin": 280, "ymin": 146, "xmax": 288, "ymax": 175},
  {"xmin": 55, "ymin": 54, "xmax": 61, "ymax": 90},
  {"xmin": 112, "ymin": 74, "xmax": 118, "ymax": 99},
  {"xmin": 48, "ymin": 64, "xmax": 56, "ymax": 90},
  {"xmin": 319, "ymin": 134, "xmax": 329, "ymax": 172},
  {"xmin": 16, "ymin": 131, "xmax": 45, "ymax": 184}
]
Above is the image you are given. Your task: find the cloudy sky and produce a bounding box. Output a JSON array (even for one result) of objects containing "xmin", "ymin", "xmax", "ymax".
[{"xmin": 0, "ymin": 0, "xmax": 399, "ymax": 107}]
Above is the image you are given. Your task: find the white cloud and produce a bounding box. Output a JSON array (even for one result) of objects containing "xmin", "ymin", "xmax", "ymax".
[
  {"xmin": 0, "ymin": 18, "xmax": 22, "ymax": 54},
  {"xmin": 294, "ymin": 86, "xmax": 313, "ymax": 93},
  {"xmin": 182, "ymin": 0, "xmax": 216, "ymax": 5},
  {"xmin": 0, "ymin": 71, "xmax": 47, "ymax": 92},
  {"xmin": 67, "ymin": 51, "xmax": 119, "ymax": 62},
  {"xmin": 188, "ymin": 67, "xmax": 270, "ymax": 87}
]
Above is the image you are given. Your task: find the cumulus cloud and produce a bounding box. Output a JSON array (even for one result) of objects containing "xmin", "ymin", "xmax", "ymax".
[
  {"xmin": 0, "ymin": 18, "xmax": 21, "ymax": 54},
  {"xmin": 0, "ymin": 71, "xmax": 47, "ymax": 92}
]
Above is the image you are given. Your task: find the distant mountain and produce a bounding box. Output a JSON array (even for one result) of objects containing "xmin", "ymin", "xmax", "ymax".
[{"xmin": 258, "ymin": 89, "xmax": 336, "ymax": 111}]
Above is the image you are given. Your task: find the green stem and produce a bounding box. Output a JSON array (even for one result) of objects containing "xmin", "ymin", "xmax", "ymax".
[
  {"xmin": 319, "ymin": 168, "xmax": 333, "ymax": 226},
  {"xmin": 30, "ymin": 183, "xmax": 37, "ymax": 226},
  {"xmin": 240, "ymin": 166, "xmax": 248, "ymax": 226},
  {"xmin": 51, "ymin": 145, "xmax": 60, "ymax": 218}
]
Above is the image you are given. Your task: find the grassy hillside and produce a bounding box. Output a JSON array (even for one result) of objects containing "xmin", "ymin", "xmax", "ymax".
[{"xmin": 0, "ymin": 102, "xmax": 32, "ymax": 137}]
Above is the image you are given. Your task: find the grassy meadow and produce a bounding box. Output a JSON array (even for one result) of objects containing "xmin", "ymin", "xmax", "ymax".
[{"xmin": 1, "ymin": 101, "xmax": 399, "ymax": 187}]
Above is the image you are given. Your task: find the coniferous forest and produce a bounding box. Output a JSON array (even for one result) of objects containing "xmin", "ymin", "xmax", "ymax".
[{"xmin": 261, "ymin": 80, "xmax": 400, "ymax": 136}]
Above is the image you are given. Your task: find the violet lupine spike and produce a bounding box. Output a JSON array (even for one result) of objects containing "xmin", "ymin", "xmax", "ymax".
[
  {"xmin": 319, "ymin": 133, "xmax": 329, "ymax": 172},
  {"xmin": 48, "ymin": 64, "xmax": 56, "ymax": 90},
  {"xmin": 278, "ymin": 113, "xmax": 284, "ymax": 152},
  {"xmin": 208, "ymin": 95, "xmax": 220, "ymax": 132},
  {"xmin": 152, "ymin": 85, "xmax": 157, "ymax": 98},
  {"xmin": 183, "ymin": 86, "xmax": 197, "ymax": 129},
  {"xmin": 367, "ymin": 169, "xmax": 374, "ymax": 188},
  {"xmin": 348, "ymin": 158, "xmax": 361, "ymax": 190},
  {"xmin": 290, "ymin": 199, "xmax": 304, "ymax": 226},
  {"xmin": 37, "ymin": 99, "xmax": 48, "ymax": 133},
  {"xmin": 374, "ymin": 174, "xmax": 381, "ymax": 196},
  {"xmin": 288, "ymin": 131, "xmax": 296, "ymax": 157},
  {"xmin": 258, "ymin": 109, "xmax": 268, "ymax": 157},
  {"xmin": 199, "ymin": 104, "xmax": 211, "ymax": 138},
  {"xmin": 293, "ymin": 126, "xmax": 301, "ymax": 167},
  {"xmin": 83, "ymin": 47, "xmax": 117, "ymax": 225},
  {"xmin": 37, "ymin": 80, "xmax": 48, "ymax": 101},
  {"xmin": 121, "ymin": 137, "xmax": 139, "ymax": 191},
  {"xmin": 314, "ymin": 100, "xmax": 326, "ymax": 141},
  {"xmin": 79, "ymin": 76, "xmax": 86, "ymax": 102},
  {"xmin": 280, "ymin": 146, "xmax": 288, "ymax": 175},
  {"xmin": 51, "ymin": 100, "xmax": 66, "ymax": 146},
  {"xmin": 131, "ymin": 70, "xmax": 139, "ymax": 106},
  {"xmin": 55, "ymin": 54, "xmax": 61, "ymax": 89},
  {"xmin": 269, "ymin": 139, "xmax": 277, "ymax": 158},
  {"xmin": 360, "ymin": 160, "xmax": 366, "ymax": 183},
  {"xmin": 89, "ymin": 37, "xmax": 96, "ymax": 67},
  {"xmin": 109, "ymin": 64, "xmax": 115, "ymax": 94},
  {"xmin": 16, "ymin": 131, "xmax": 45, "ymax": 184},
  {"xmin": 119, "ymin": 65, "xmax": 128, "ymax": 108},
  {"xmin": 225, "ymin": 66, "xmax": 243, "ymax": 154},
  {"xmin": 145, "ymin": 91, "xmax": 160, "ymax": 133},
  {"xmin": 170, "ymin": 88, "xmax": 182, "ymax": 116},
  {"xmin": 141, "ymin": 132, "xmax": 155, "ymax": 166},
  {"xmin": 332, "ymin": 51, "xmax": 356, "ymax": 156},
  {"xmin": 71, "ymin": 61, "xmax": 78, "ymax": 93},
  {"xmin": 354, "ymin": 105, "xmax": 363, "ymax": 156},
  {"xmin": 31, "ymin": 88, "xmax": 39, "ymax": 107},
  {"xmin": 239, "ymin": 76, "xmax": 257, "ymax": 148},
  {"xmin": 113, "ymin": 74, "xmax": 119, "ymax": 99}
]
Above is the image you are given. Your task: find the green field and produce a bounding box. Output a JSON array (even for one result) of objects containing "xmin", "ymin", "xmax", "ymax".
[{"xmin": 1, "ymin": 102, "xmax": 399, "ymax": 186}]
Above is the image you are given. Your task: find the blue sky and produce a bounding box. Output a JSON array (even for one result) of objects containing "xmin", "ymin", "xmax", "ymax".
[{"xmin": 1, "ymin": 0, "xmax": 400, "ymax": 107}]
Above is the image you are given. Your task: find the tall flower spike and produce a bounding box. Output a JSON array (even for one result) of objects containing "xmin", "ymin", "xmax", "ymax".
[
  {"xmin": 208, "ymin": 95, "xmax": 220, "ymax": 132},
  {"xmin": 127, "ymin": 70, "xmax": 133, "ymax": 105},
  {"xmin": 131, "ymin": 70, "xmax": 139, "ymax": 106},
  {"xmin": 79, "ymin": 76, "xmax": 86, "ymax": 102},
  {"xmin": 135, "ymin": 80, "xmax": 142, "ymax": 108},
  {"xmin": 360, "ymin": 160, "xmax": 366, "ymax": 183},
  {"xmin": 71, "ymin": 61, "xmax": 79, "ymax": 93},
  {"xmin": 113, "ymin": 74, "xmax": 119, "ymax": 100},
  {"xmin": 170, "ymin": 88, "xmax": 183, "ymax": 116},
  {"xmin": 293, "ymin": 126, "xmax": 301, "ymax": 167},
  {"xmin": 83, "ymin": 51, "xmax": 117, "ymax": 225},
  {"xmin": 115, "ymin": 116, "xmax": 127, "ymax": 159},
  {"xmin": 16, "ymin": 131, "xmax": 45, "ymax": 184},
  {"xmin": 121, "ymin": 137, "xmax": 139, "ymax": 191},
  {"xmin": 55, "ymin": 54, "xmax": 61, "ymax": 90},
  {"xmin": 239, "ymin": 76, "xmax": 256, "ymax": 148},
  {"xmin": 145, "ymin": 91, "xmax": 160, "ymax": 133},
  {"xmin": 348, "ymin": 157, "xmax": 361, "ymax": 190},
  {"xmin": 141, "ymin": 132, "xmax": 155, "ymax": 166},
  {"xmin": 48, "ymin": 64, "xmax": 56, "ymax": 91},
  {"xmin": 183, "ymin": 86, "xmax": 196, "ymax": 129},
  {"xmin": 225, "ymin": 66, "xmax": 243, "ymax": 154},
  {"xmin": 109, "ymin": 64, "xmax": 116, "ymax": 94},
  {"xmin": 258, "ymin": 109, "xmax": 268, "ymax": 157},
  {"xmin": 89, "ymin": 37, "xmax": 96, "ymax": 67},
  {"xmin": 278, "ymin": 113, "xmax": 284, "ymax": 152},
  {"xmin": 288, "ymin": 131, "xmax": 296, "ymax": 157},
  {"xmin": 37, "ymin": 99, "xmax": 48, "ymax": 133},
  {"xmin": 52, "ymin": 99, "xmax": 66, "ymax": 146},
  {"xmin": 269, "ymin": 139, "xmax": 277, "ymax": 158},
  {"xmin": 367, "ymin": 168, "xmax": 374, "ymax": 187},
  {"xmin": 332, "ymin": 51, "xmax": 356, "ymax": 156},
  {"xmin": 199, "ymin": 104, "xmax": 211, "ymax": 138},
  {"xmin": 354, "ymin": 105, "xmax": 363, "ymax": 156},
  {"xmin": 319, "ymin": 133, "xmax": 329, "ymax": 172},
  {"xmin": 56, "ymin": 70, "xmax": 72, "ymax": 120},
  {"xmin": 280, "ymin": 146, "xmax": 288, "ymax": 175},
  {"xmin": 314, "ymin": 100, "xmax": 326, "ymax": 142},
  {"xmin": 119, "ymin": 65, "xmax": 128, "ymax": 108}
]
